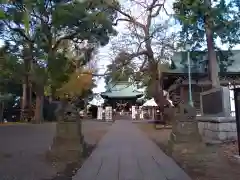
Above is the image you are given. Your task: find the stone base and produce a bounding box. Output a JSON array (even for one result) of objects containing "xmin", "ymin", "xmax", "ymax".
[
  {"xmin": 197, "ymin": 116, "xmax": 237, "ymax": 144},
  {"xmin": 168, "ymin": 140, "xmax": 205, "ymax": 156},
  {"xmin": 46, "ymin": 122, "xmax": 83, "ymax": 163},
  {"xmin": 171, "ymin": 117, "xmax": 202, "ymax": 143}
]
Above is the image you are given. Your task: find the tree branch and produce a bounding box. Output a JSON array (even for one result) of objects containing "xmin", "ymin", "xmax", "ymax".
[{"xmin": 3, "ymin": 20, "xmax": 33, "ymax": 43}]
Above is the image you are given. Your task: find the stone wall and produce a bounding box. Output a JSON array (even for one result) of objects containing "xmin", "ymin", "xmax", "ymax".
[{"xmin": 197, "ymin": 116, "xmax": 237, "ymax": 144}]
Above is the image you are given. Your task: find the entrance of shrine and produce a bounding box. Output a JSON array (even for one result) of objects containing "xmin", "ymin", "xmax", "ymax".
[
  {"xmin": 101, "ymin": 82, "xmax": 144, "ymax": 121},
  {"xmin": 113, "ymin": 101, "xmax": 132, "ymax": 120}
]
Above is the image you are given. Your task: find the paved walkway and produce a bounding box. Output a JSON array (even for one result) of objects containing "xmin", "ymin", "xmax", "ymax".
[{"xmin": 73, "ymin": 121, "xmax": 192, "ymax": 180}]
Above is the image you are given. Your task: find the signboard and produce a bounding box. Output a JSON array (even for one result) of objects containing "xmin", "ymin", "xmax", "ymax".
[
  {"xmin": 234, "ymin": 88, "xmax": 240, "ymax": 155},
  {"xmin": 201, "ymin": 90, "xmax": 223, "ymax": 114}
]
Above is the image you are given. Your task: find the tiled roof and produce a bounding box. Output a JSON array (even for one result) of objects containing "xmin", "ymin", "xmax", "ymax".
[
  {"xmin": 101, "ymin": 82, "xmax": 143, "ymax": 98},
  {"xmin": 165, "ymin": 50, "xmax": 240, "ymax": 74}
]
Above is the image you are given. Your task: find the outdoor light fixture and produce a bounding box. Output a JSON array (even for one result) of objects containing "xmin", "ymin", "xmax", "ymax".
[{"xmin": 185, "ymin": 42, "xmax": 193, "ymax": 107}]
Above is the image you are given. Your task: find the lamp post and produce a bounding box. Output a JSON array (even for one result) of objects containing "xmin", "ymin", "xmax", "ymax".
[{"xmin": 185, "ymin": 43, "xmax": 194, "ymax": 107}]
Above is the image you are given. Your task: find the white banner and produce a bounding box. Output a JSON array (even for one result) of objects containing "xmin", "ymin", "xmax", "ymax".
[
  {"xmin": 139, "ymin": 106, "xmax": 144, "ymax": 119},
  {"xmin": 132, "ymin": 106, "xmax": 136, "ymax": 120},
  {"xmin": 105, "ymin": 106, "xmax": 112, "ymax": 121},
  {"xmin": 97, "ymin": 107, "xmax": 103, "ymax": 120}
]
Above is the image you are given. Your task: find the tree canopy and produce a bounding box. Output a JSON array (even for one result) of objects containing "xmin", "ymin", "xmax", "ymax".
[
  {"xmin": 0, "ymin": 0, "xmax": 118, "ymax": 122},
  {"xmin": 173, "ymin": 0, "xmax": 240, "ymax": 87}
]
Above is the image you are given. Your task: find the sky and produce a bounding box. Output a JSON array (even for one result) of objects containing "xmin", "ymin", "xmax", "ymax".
[
  {"xmin": 92, "ymin": 0, "xmax": 240, "ymax": 93},
  {"xmin": 92, "ymin": 0, "xmax": 175, "ymax": 93}
]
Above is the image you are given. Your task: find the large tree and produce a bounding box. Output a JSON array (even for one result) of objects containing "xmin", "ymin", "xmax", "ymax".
[
  {"xmin": 104, "ymin": 0, "xmax": 178, "ymax": 110},
  {"xmin": 0, "ymin": 45, "xmax": 22, "ymax": 122},
  {"xmin": 0, "ymin": 0, "xmax": 118, "ymax": 122},
  {"xmin": 105, "ymin": 51, "xmax": 137, "ymax": 84},
  {"xmin": 173, "ymin": 0, "xmax": 240, "ymax": 87}
]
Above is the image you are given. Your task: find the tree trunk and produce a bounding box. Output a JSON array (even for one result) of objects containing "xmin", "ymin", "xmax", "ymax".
[
  {"xmin": 204, "ymin": 0, "xmax": 220, "ymax": 88},
  {"xmin": 20, "ymin": 45, "xmax": 32, "ymax": 121},
  {"xmin": 29, "ymin": 84, "xmax": 32, "ymax": 110},
  {"xmin": 149, "ymin": 62, "xmax": 167, "ymax": 110},
  {"xmin": 49, "ymin": 86, "xmax": 56, "ymax": 102},
  {"xmin": 20, "ymin": 83, "xmax": 30, "ymax": 121},
  {"xmin": 33, "ymin": 87, "xmax": 44, "ymax": 124},
  {"xmin": 0, "ymin": 101, "xmax": 4, "ymax": 123}
]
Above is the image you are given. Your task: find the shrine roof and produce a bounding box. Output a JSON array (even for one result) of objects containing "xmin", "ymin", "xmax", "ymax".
[
  {"xmin": 163, "ymin": 50, "xmax": 240, "ymax": 75},
  {"xmin": 101, "ymin": 82, "xmax": 143, "ymax": 98}
]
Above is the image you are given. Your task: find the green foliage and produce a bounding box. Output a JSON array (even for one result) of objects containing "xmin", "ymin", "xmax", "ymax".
[
  {"xmin": 0, "ymin": 45, "xmax": 22, "ymax": 95},
  {"xmin": 1, "ymin": 0, "xmax": 118, "ymax": 94},
  {"xmin": 173, "ymin": 0, "xmax": 240, "ymax": 73},
  {"xmin": 105, "ymin": 60, "xmax": 136, "ymax": 84},
  {"xmin": 173, "ymin": 0, "xmax": 240, "ymax": 49}
]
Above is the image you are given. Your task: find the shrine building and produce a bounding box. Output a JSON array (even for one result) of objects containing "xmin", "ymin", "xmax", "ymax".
[
  {"xmin": 161, "ymin": 50, "xmax": 240, "ymax": 115},
  {"xmin": 101, "ymin": 81, "xmax": 144, "ymax": 112}
]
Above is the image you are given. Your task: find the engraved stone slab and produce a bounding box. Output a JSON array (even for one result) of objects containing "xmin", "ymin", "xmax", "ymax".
[
  {"xmin": 171, "ymin": 102, "xmax": 201, "ymax": 143},
  {"xmin": 200, "ymin": 86, "xmax": 231, "ymax": 116}
]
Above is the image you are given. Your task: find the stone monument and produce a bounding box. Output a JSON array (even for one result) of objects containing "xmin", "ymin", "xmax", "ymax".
[
  {"xmin": 168, "ymin": 101, "xmax": 204, "ymax": 155},
  {"xmin": 200, "ymin": 87, "xmax": 231, "ymax": 116},
  {"xmin": 198, "ymin": 86, "xmax": 237, "ymax": 143},
  {"xmin": 46, "ymin": 102, "xmax": 83, "ymax": 168}
]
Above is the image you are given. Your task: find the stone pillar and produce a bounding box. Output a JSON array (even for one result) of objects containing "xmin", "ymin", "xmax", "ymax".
[
  {"xmin": 168, "ymin": 102, "xmax": 204, "ymax": 155},
  {"xmin": 46, "ymin": 103, "xmax": 83, "ymax": 170}
]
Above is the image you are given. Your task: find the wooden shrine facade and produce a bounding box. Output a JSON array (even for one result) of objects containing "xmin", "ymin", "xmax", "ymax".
[
  {"xmin": 161, "ymin": 50, "xmax": 240, "ymax": 114},
  {"xmin": 101, "ymin": 81, "xmax": 143, "ymax": 112},
  {"xmin": 162, "ymin": 72, "xmax": 240, "ymax": 114}
]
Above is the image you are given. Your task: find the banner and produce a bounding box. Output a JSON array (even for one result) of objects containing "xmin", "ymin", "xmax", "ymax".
[{"xmin": 97, "ymin": 107, "xmax": 103, "ymax": 120}]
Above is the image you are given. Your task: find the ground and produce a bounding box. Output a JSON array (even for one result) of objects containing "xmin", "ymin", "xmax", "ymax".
[
  {"xmin": 137, "ymin": 123, "xmax": 240, "ymax": 180},
  {"xmin": 73, "ymin": 120, "xmax": 191, "ymax": 180},
  {"xmin": 0, "ymin": 120, "xmax": 112, "ymax": 180}
]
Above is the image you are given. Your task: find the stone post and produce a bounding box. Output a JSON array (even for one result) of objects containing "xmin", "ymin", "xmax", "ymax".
[
  {"xmin": 168, "ymin": 102, "xmax": 204, "ymax": 155},
  {"xmin": 46, "ymin": 102, "xmax": 83, "ymax": 171}
]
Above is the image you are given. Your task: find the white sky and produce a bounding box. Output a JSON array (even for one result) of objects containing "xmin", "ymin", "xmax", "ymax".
[
  {"xmin": 93, "ymin": 0, "xmax": 175, "ymax": 93},
  {"xmin": 92, "ymin": 0, "xmax": 240, "ymax": 93}
]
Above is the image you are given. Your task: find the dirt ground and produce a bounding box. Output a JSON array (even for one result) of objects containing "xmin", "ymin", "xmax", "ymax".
[
  {"xmin": 137, "ymin": 123, "xmax": 240, "ymax": 180},
  {"xmin": 0, "ymin": 120, "xmax": 112, "ymax": 180}
]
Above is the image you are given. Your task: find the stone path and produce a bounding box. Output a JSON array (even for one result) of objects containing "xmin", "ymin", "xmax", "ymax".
[{"xmin": 73, "ymin": 120, "xmax": 192, "ymax": 180}]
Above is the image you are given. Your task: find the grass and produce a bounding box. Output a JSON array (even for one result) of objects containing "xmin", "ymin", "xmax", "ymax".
[{"xmin": 0, "ymin": 122, "xmax": 27, "ymax": 125}]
